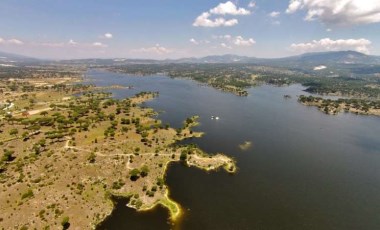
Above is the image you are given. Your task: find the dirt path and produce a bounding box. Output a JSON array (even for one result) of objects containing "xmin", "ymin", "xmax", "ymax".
[{"xmin": 28, "ymin": 107, "xmax": 52, "ymax": 115}]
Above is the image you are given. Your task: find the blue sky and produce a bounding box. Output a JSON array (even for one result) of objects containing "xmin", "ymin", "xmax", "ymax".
[{"xmin": 0, "ymin": 0, "xmax": 379, "ymax": 59}]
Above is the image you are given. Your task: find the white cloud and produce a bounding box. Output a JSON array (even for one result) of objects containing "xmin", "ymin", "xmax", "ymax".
[
  {"xmin": 286, "ymin": 0, "xmax": 302, "ymax": 14},
  {"xmin": 290, "ymin": 38, "xmax": 372, "ymax": 54},
  {"xmin": 193, "ymin": 1, "xmax": 250, "ymax": 27},
  {"xmin": 224, "ymin": 34, "xmax": 232, "ymax": 40},
  {"xmin": 189, "ymin": 38, "xmax": 211, "ymax": 45},
  {"xmin": 7, "ymin": 39, "xmax": 23, "ymax": 45},
  {"xmin": 104, "ymin": 33, "xmax": 113, "ymax": 39},
  {"xmin": 0, "ymin": 38, "xmax": 24, "ymax": 45},
  {"xmin": 213, "ymin": 35, "xmax": 256, "ymax": 48},
  {"xmin": 210, "ymin": 1, "xmax": 250, "ymax": 15},
  {"xmin": 248, "ymin": 1, "xmax": 256, "ymax": 8},
  {"xmin": 233, "ymin": 36, "xmax": 256, "ymax": 46},
  {"xmin": 269, "ymin": 11, "xmax": 280, "ymax": 18},
  {"xmin": 286, "ymin": 0, "xmax": 380, "ymax": 25},
  {"xmin": 68, "ymin": 39, "xmax": 78, "ymax": 45},
  {"xmin": 92, "ymin": 42, "xmax": 108, "ymax": 48},
  {"xmin": 190, "ymin": 38, "xmax": 199, "ymax": 45},
  {"xmin": 213, "ymin": 34, "xmax": 232, "ymax": 40},
  {"xmin": 221, "ymin": 43, "xmax": 232, "ymax": 49},
  {"xmin": 222, "ymin": 19, "xmax": 238, "ymax": 26},
  {"xmin": 133, "ymin": 44, "xmax": 172, "ymax": 55},
  {"xmin": 314, "ymin": 65, "xmax": 327, "ymax": 70},
  {"xmin": 193, "ymin": 12, "xmax": 238, "ymax": 27}
]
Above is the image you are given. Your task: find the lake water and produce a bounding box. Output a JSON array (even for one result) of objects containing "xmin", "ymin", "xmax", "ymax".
[{"xmin": 90, "ymin": 69, "xmax": 380, "ymax": 230}]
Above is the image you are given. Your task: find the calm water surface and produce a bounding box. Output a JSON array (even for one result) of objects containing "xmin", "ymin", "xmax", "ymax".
[{"xmin": 90, "ymin": 70, "xmax": 380, "ymax": 230}]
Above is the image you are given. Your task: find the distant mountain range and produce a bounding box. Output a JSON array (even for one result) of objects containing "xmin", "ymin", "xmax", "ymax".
[
  {"xmin": 1, "ymin": 50, "xmax": 379, "ymax": 67},
  {"xmin": 172, "ymin": 51, "xmax": 380, "ymax": 66},
  {"xmin": 0, "ymin": 51, "xmax": 39, "ymax": 65}
]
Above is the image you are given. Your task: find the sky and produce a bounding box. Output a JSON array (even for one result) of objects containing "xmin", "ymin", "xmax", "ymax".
[{"xmin": 0, "ymin": 0, "xmax": 380, "ymax": 59}]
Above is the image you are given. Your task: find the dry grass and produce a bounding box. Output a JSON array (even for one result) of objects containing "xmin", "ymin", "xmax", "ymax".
[{"xmin": 0, "ymin": 77, "xmax": 236, "ymax": 229}]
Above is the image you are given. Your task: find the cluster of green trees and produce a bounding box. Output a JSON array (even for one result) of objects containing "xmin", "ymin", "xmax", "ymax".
[
  {"xmin": 1, "ymin": 149, "xmax": 15, "ymax": 162},
  {"xmin": 299, "ymin": 95, "xmax": 380, "ymax": 113},
  {"xmin": 109, "ymin": 64, "xmax": 380, "ymax": 99},
  {"xmin": 0, "ymin": 92, "xmax": 141, "ymax": 167},
  {"xmin": 0, "ymin": 66, "xmax": 81, "ymax": 79},
  {"xmin": 129, "ymin": 165, "xmax": 150, "ymax": 181},
  {"xmin": 135, "ymin": 91, "xmax": 159, "ymax": 98},
  {"xmin": 261, "ymin": 75, "xmax": 380, "ymax": 98},
  {"xmin": 109, "ymin": 64, "xmax": 255, "ymax": 96}
]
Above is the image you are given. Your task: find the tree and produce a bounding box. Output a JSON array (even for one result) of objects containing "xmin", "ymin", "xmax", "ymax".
[
  {"xmin": 129, "ymin": 169, "xmax": 140, "ymax": 181},
  {"xmin": 88, "ymin": 116, "xmax": 96, "ymax": 123},
  {"xmin": 1, "ymin": 149, "xmax": 15, "ymax": 162},
  {"xmin": 29, "ymin": 124, "xmax": 41, "ymax": 132},
  {"xmin": 32, "ymin": 141, "xmax": 45, "ymax": 154},
  {"xmin": 9, "ymin": 128, "xmax": 18, "ymax": 136},
  {"xmin": 5, "ymin": 114, "xmax": 13, "ymax": 124},
  {"xmin": 61, "ymin": 216, "xmax": 70, "ymax": 230},
  {"xmin": 156, "ymin": 178, "xmax": 164, "ymax": 187},
  {"xmin": 180, "ymin": 152, "xmax": 187, "ymax": 161},
  {"xmin": 108, "ymin": 113, "xmax": 116, "ymax": 121},
  {"xmin": 21, "ymin": 119, "xmax": 30, "ymax": 128},
  {"xmin": 141, "ymin": 132, "xmax": 148, "ymax": 138},
  {"xmin": 185, "ymin": 117, "xmax": 193, "ymax": 125},
  {"xmin": 87, "ymin": 152, "xmax": 96, "ymax": 163},
  {"xmin": 39, "ymin": 139, "xmax": 46, "ymax": 147},
  {"xmin": 77, "ymin": 118, "xmax": 85, "ymax": 128},
  {"xmin": 21, "ymin": 189, "xmax": 34, "ymax": 199},
  {"xmin": 111, "ymin": 120, "xmax": 118, "ymax": 128},
  {"xmin": 22, "ymin": 131, "xmax": 29, "ymax": 140},
  {"xmin": 140, "ymin": 165, "xmax": 149, "ymax": 177},
  {"xmin": 176, "ymin": 128, "xmax": 182, "ymax": 136},
  {"xmin": 121, "ymin": 118, "xmax": 130, "ymax": 125}
]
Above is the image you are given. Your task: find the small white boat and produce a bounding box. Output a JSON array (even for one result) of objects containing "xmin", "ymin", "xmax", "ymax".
[{"xmin": 215, "ymin": 117, "xmax": 220, "ymax": 120}]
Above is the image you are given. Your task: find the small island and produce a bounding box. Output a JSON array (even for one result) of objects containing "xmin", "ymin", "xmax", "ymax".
[
  {"xmin": 298, "ymin": 95, "xmax": 380, "ymax": 116},
  {"xmin": 0, "ymin": 73, "xmax": 236, "ymax": 229},
  {"xmin": 238, "ymin": 141, "xmax": 252, "ymax": 151}
]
